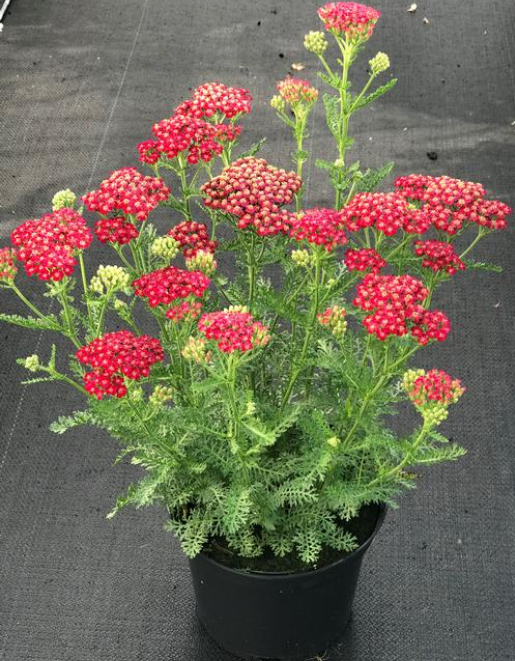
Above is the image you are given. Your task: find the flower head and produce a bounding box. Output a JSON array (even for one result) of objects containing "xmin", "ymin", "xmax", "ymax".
[
  {"xmin": 304, "ymin": 30, "xmax": 329, "ymax": 55},
  {"xmin": 291, "ymin": 248, "xmax": 314, "ymax": 268},
  {"xmin": 165, "ymin": 300, "xmax": 203, "ymax": 323},
  {"xmin": 318, "ymin": 305, "xmax": 347, "ymax": 338},
  {"xmin": 11, "ymin": 208, "xmax": 92, "ymax": 281},
  {"xmin": 277, "ymin": 77, "xmax": 318, "ymax": 105},
  {"xmin": 202, "ymin": 157, "xmax": 302, "ymax": 237},
  {"xmin": 83, "ymin": 168, "xmax": 169, "ymax": 222},
  {"xmin": 318, "ymin": 2, "xmax": 381, "ymax": 41},
  {"xmin": 410, "ymin": 307, "xmax": 451, "ymax": 346},
  {"xmin": 23, "ymin": 354, "xmax": 41, "ymax": 372},
  {"xmin": 94, "ymin": 216, "xmax": 139, "ymax": 245},
  {"xmin": 150, "ymin": 235, "xmax": 180, "ymax": 262},
  {"xmin": 51, "ymin": 188, "xmax": 76, "ymax": 211},
  {"xmin": 185, "ymin": 250, "xmax": 217, "ymax": 277},
  {"xmin": 76, "ymin": 331, "xmax": 164, "ymax": 399},
  {"xmin": 341, "ymin": 192, "xmax": 430, "ymax": 236},
  {"xmin": 344, "ymin": 248, "xmax": 386, "ymax": 273},
  {"xmin": 403, "ymin": 368, "xmax": 465, "ymax": 425},
  {"xmin": 90, "ymin": 265, "xmax": 131, "ymax": 295},
  {"xmin": 132, "ymin": 266, "xmax": 210, "ymax": 307},
  {"xmin": 290, "ymin": 208, "xmax": 347, "ymax": 251},
  {"xmin": 182, "ymin": 336, "xmax": 211, "ymax": 364},
  {"xmin": 149, "ymin": 385, "xmax": 174, "ymax": 407},
  {"xmin": 175, "ymin": 82, "xmax": 252, "ymax": 120},
  {"xmin": 414, "ymin": 240, "xmax": 465, "ymax": 275},
  {"xmin": 168, "ymin": 220, "xmax": 217, "ymax": 258},
  {"xmin": 0, "ymin": 247, "xmax": 18, "ymax": 282},
  {"xmin": 198, "ymin": 310, "xmax": 270, "ymax": 353}
]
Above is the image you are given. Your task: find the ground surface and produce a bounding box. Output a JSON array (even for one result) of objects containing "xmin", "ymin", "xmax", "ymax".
[{"xmin": 1, "ymin": 0, "xmax": 515, "ymax": 659}]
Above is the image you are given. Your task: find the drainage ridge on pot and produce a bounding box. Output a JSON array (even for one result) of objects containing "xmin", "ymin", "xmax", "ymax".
[{"xmin": 188, "ymin": 503, "xmax": 386, "ymax": 659}]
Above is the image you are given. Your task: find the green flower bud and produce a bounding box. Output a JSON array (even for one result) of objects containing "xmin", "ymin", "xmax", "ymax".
[
  {"xmin": 327, "ymin": 436, "xmax": 340, "ymax": 448},
  {"xmin": 151, "ymin": 236, "xmax": 180, "ymax": 262},
  {"xmin": 369, "ymin": 52, "xmax": 390, "ymax": 76},
  {"xmin": 245, "ymin": 401, "xmax": 257, "ymax": 417},
  {"xmin": 90, "ymin": 265, "xmax": 130, "ymax": 295},
  {"xmin": 291, "ymin": 249, "xmax": 314, "ymax": 268},
  {"xmin": 185, "ymin": 250, "xmax": 217, "ymax": 277},
  {"xmin": 304, "ymin": 30, "xmax": 328, "ymax": 55},
  {"xmin": 270, "ymin": 95, "xmax": 286, "ymax": 113},
  {"xmin": 24, "ymin": 354, "xmax": 41, "ymax": 372},
  {"xmin": 182, "ymin": 336, "xmax": 211, "ymax": 365},
  {"xmin": 149, "ymin": 385, "xmax": 174, "ymax": 407},
  {"xmin": 52, "ymin": 189, "xmax": 76, "ymax": 211}
]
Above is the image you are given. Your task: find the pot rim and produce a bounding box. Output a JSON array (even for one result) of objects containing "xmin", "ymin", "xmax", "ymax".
[{"xmin": 192, "ymin": 502, "xmax": 387, "ymax": 580}]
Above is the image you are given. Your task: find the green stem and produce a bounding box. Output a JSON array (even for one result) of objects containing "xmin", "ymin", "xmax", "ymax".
[
  {"xmin": 78, "ymin": 252, "xmax": 94, "ymax": 330},
  {"xmin": 459, "ymin": 227, "xmax": 486, "ymax": 260},
  {"xmin": 58, "ymin": 287, "xmax": 81, "ymax": 348},
  {"xmin": 11, "ymin": 283, "xmax": 48, "ymax": 320}
]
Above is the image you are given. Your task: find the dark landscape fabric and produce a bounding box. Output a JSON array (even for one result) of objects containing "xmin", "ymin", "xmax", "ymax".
[{"xmin": 1, "ymin": 0, "xmax": 515, "ymax": 659}]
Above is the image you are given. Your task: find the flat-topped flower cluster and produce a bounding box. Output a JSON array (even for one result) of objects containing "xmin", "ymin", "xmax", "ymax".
[{"xmin": 0, "ymin": 2, "xmax": 510, "ymax": 566}]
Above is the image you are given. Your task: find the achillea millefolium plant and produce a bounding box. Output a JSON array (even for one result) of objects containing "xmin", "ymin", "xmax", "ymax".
[{"xmin": 1, "ymin": 2, "xmax": 510, "ymax": 566}]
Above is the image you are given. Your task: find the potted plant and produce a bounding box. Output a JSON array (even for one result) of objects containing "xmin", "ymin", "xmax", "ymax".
[{"xmin": 0, "ymin": 2, "xmax": 510, "ymax": 658}]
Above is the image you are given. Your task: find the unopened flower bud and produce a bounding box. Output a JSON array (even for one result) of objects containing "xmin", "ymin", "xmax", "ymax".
[
  {"xmin": 149, "ymin": 385, "xmax": 174, "ymax": 407},
  {"xmin": 90, "ymin": 265, "xmax": 130, "ymax": 295},
  {"xmin": 327, "ymin": 436, "xmax": 340, "ymax": 448},
  {"xmin": 52, "ymin": 188, "xmax": 76, "ymax": 211},
  {"xmin": 270, "ymin": 95, "xmax": 286, "ymax": 113},
  {"xmin": 185, "ymin": 250, "xmax": 217, "ymax": 277},
  {"xmin": 318, "ymin": 306, "xmax": 347, "ymax": 339},
  {"xmin": 369, "ymin": 52, "xmax": 390, "ymax": 76},
  {"xmin": 334, "ymin": 158, "xmax": 345, "ymax": 169},
  {"xmin": 304, "ymin": 30, "xmax": 328, "ymax": 55},
  {"xmin": 24, "ymin": 354, "xmax": 40, "ymax": 372},
  {"xmin": 182, "ymin": 336, "xmax": 211, "ymax": 364},
  {"xmin": 245, "ymin": 401, "xmax": 257, "ymax": 416},
  {"xmin": 151, "ymin": 235, "xmax": 180, "ymax": 262},
  {"xmin": 291, "ymin": 249, "xmax": 314, "ymax": 268}
]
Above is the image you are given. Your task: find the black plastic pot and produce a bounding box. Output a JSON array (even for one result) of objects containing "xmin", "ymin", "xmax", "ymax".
[{"xmin": 188, "ymin": 504, "xmax": 386, "ymax": 659}]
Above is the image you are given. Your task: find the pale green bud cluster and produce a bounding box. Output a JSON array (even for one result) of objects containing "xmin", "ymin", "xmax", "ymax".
[
  {"xmin": 421, "ymin": 406, "xmax": 449, "ymax": 427},
  {"xmin": 245, "ymin": 401, "xmax": 257, "ymax": 417},
  {"xmin": 226, "ymin": 305, "xmax": 249, "ymax": 313},
  {"xmin": 149, "ymin": 385, "xmax": 174, "ymax": 407},
  {"xmin": 402, "ymin": 368, "xmax": 425, "ymax": 393},
  {"xmin": 182, "ymin": 336, "xmax": 211, "ymax": 364},
  {"xmin": 291, "ymin": 249, "xmax": 314, "ymax": 268},
  {"xmin": 24, "ymin": 354, "xmax": 41, "ymax": 372},
  {"xmin": 90, "ymin": 265, "xmax": 130, "ymax": 295},
  {"xmin": 327, "ymin": 436, "xmax": 340, "ymax": 448},
  {"xmin": 186, "ymin": 250, "xmax": 217, "ymax": 277},
  {"xmin": 369, "ymin": 52, "xmax": 390, "ymax": 76},
  {"xmin": 304, "ymin": 30, "xmax": 328, "ymax": 55},
  {"xmin": 128, "ymin": 386, "xmax": 143, "ymax": 402},
  {"xmin": 270, "ymin": 95, "xmax": 286, "ymax": 113},
  {"xmin": 151, "ymin": 236, "xmax": 180, "ymax": 262},
  {"xmin": 51, "ymin": 188, "xmax": 76, "ymax": 211},
  {"xmin": 113, "ymin": 298, "xmax": 128, "ymax": 312}
]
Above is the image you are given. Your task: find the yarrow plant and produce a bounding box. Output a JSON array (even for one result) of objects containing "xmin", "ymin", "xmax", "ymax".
[{"xmin": 1, "ymin": 3, "xmax": 510, "ymax": 567}]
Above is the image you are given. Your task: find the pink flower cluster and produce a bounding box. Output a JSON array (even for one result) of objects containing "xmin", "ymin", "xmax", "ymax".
[
  {"xmin": 132, "ymin": 266, "xmax": 210, "ymax": 307},
  {"xmin": 414, "ymin": 240, "xmax": 465, "ymax": 275},
  {"xmin": 168, "ymin": 221, "xmax": 217, "ymax": 258},
  {"xmin": 198, "ymin": 310, "xmax": 270, "ymax": 353},
  {"xmin": 354, "ymin": 273, "xmax": 450, "ymax": 344},
  {"xmin": 202, "ymin": 157, "xmax": 302, "ymax": 236},
  {"xmin": 407, "ymin": 369, "xmax": 465, "ymax": 406},
  {"xmin": 344, "ymin": 248, "xmax": 386, "ymax": 273},
  {"xmin": 11, "ymin": 209, "xmax": 92, "ymax": 282},
  {"xmin": 175, "ymin": 82, "xmax": 252, "ymax": 119},
  {"xmin": 277, "ymin": 77, "xmax": 318, "ymax": 104},
  {"xmin": 395, "ymin": 174, "xmax": 511, "ymax": 234},
  {"xmin": 138, "ymin": 83, "xmax": 251, "ymax": 166},
  {"xmin": 341, "ymin": 192, "xmax": 431, "ymax": 236},
  {"xmin": 94, "ymin": 217, "xmax": 140, "ymax": 245},
  {"xmin": 0, "ymin": 247, "xmax": 18, "ymax": 281},
  {"xmin": 318, "ymin": 2, "xmax": 381, "ymax": 40},
  {"xmin": 290, "ymin": 208, "xmax": 347, "ymax": 251},
  {"xmin": 165, "ymin": 300, "xmax": 203, "ymax": 323},
  {"xmin": 83, "ymin": 168, "xmax": 170, "ymax": 222},
  {"xmin": 76, "ymin": 331, "xmax": 164, "ymax": 399}
]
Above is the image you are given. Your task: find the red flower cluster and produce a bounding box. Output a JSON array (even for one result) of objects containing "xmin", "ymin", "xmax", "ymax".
[
  {"xmin": 408, "ymin": 369, "xmax": 465, "ymax": 406},
  {"xmin": 168, "ymin": 221, "xmax": 217, "ymax": 258},
  {"xmin": 354, "ymin": 273, "xmax": 450, "ymax": 344},
  {"xmin": 277, "ymin": 78, "xmax": 318, "ymax": 104},
  {"xmin": 341, "ymin": 192, "xmax": 430, "ymax": 236},
  {"xmin": 175, "ymin": 82, "xmax": 252, "ymax": 119},
  {"xmin": 395, "ymin": 174, "xmax": 511, "ymax": 234},
  {"xmin": 94, "ymin": 217, "xmax": 140, "ymax": 245},
  {"xmin": 414, "ymin": 240, "xmax": 465, "ymax": 275},
  {"xmin": 202, "ymin": 157, "xmax": 302, "ymax": 236},
  {"xmin": 11, "ymin": 209, "xmax": 92, "ymax": 282},
  {"xmin": 83, "ymin": 168, "xmax": 170, "ymax": 222},
  {"xmin": 0, "ymin": 247, "xmax": 17, "ymax": 281},
  {"xmin": 318, "ymin": 2, "xmax": 381, "ymax": 40},
  {"xmin": 76, "ymin": 331, "xmax": 164, "ymax": 399},
  {"xmin": 344, "ymin": 248, "xmax": 386, "ymax": 273},
  {"xmin": 132, "ymin": 266, "xmax": 210, "ymax": 307},
  {"xmin": 140, "ymin": 114, "xmax": 239, "ymax": 166},
  {"xmin": 165, "ymin": 300, "xmax": 203, "ymax": 323},
  {"xmin": 290, "ymin": 208, "xmax": 347, "ymax": 251},
  {"xmin": 198, "ymin": 310, "xmax": 270, "ymax": 353}
]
